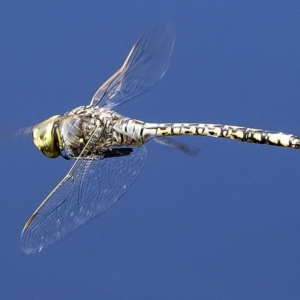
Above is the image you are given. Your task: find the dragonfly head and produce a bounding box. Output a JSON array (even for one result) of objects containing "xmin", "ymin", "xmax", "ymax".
[{"xmin": 32, "ymin": 115, "xmax": 62, "ymax": 158}]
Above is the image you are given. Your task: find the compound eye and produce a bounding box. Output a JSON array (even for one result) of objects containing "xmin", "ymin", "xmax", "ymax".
[{"xmin": 32, "ymin": 115, "xmax": 61, "ymax": 158}]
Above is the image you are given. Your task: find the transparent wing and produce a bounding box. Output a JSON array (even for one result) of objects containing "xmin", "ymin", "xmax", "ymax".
[
  {"xmin": 21, "ymin": 146, "xmax": 147, "ymax": 254},
  {"xmin": 154, "ymin": 137, "xmax": 199, "ymax": 157},
  {"xmin": 0, "ymin": 125, "xmax": 33, "ymax": 139},
  {"xmin": 90, "ymin": 23, "xmax": 175, "ymax": 108}
]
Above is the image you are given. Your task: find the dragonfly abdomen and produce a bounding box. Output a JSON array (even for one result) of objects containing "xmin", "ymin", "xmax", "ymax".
[{"xmin": 142, "ymin": 122, "xmax": 300, "ymax": 149}]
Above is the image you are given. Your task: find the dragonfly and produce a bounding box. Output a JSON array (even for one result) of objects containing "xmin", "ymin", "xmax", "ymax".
[{"xmin": 21, "ymin": 23, "xmax": 300, "ymax": 254}]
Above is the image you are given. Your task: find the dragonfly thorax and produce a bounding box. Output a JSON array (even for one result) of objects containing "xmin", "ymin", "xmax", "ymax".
[{"xmin": 32, "ymin": 115, "xmax": 63, "ymax": 158}]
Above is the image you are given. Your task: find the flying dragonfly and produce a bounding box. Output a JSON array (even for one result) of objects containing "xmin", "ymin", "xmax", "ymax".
[{"xmin": 21, "ymin": 24, "xmax": 300, "ymax": 254}]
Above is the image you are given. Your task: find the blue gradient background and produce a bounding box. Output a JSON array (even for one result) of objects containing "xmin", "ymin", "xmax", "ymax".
[{"xmin": 1, "ymin": 1, "xmax": 300, "ymax": 299}]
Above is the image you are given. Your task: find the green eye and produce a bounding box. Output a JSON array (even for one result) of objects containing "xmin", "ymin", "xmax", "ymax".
[{"xmin": 32, "ymin": 115, "xmax": 61, "ymax": 159}]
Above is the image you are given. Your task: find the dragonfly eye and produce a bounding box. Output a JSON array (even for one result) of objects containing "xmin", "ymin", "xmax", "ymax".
[{"xmin": 32, "ymin": 115, "xmax": 61, "ymax": 159}]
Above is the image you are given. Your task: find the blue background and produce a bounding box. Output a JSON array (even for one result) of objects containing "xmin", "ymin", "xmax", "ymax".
[{"xmin": 1, "ymin": 1, "xmax": 300, "ymax": 299}]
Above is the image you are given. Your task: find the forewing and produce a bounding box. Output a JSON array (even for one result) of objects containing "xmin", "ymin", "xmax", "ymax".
[
  {"xmin": 21, "ymin": 146, "xmax": 147, "ymax": 254},
  {"xmin": 90, "ymin": 23, "xmax": 175, "ymax": 108}
]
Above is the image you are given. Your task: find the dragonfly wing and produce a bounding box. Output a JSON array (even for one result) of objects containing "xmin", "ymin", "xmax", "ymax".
[
  {"xmin": 21, "ymin": 146, "xmax": 147, "ymax": 254},
  {"xmin": 89, "ymin": 23, "xmax": 175, "ymax": 108},
  {"xmin": 154, "ymin": 137, "xmax": 199, "ymax": 157}
]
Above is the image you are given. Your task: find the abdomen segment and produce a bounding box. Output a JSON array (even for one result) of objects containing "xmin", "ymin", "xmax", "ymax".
[{"xmin": 141, "ymin": 122, "xmax": 300, "ymax": 149}]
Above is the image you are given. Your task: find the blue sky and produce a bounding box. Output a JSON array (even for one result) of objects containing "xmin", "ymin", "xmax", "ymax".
[{"xmin": 1, "ymin": 1, "xmax": 300, "ymax": 299}]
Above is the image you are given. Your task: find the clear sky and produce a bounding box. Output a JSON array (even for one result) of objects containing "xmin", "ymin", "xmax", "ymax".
[{"xmin": 1, "ymin": 1, "xmax": 300, "ymax": 299}]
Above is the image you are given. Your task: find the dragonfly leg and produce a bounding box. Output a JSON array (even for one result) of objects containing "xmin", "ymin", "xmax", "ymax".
[{"xmin": 102, "ymin": 148, "xmax": 133, "ymax": 159}]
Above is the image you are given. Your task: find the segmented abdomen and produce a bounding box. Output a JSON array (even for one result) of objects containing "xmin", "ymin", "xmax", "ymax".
[{"xmin": 139, "ymin": 122, "xmax": 300, "ymax": 149}]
